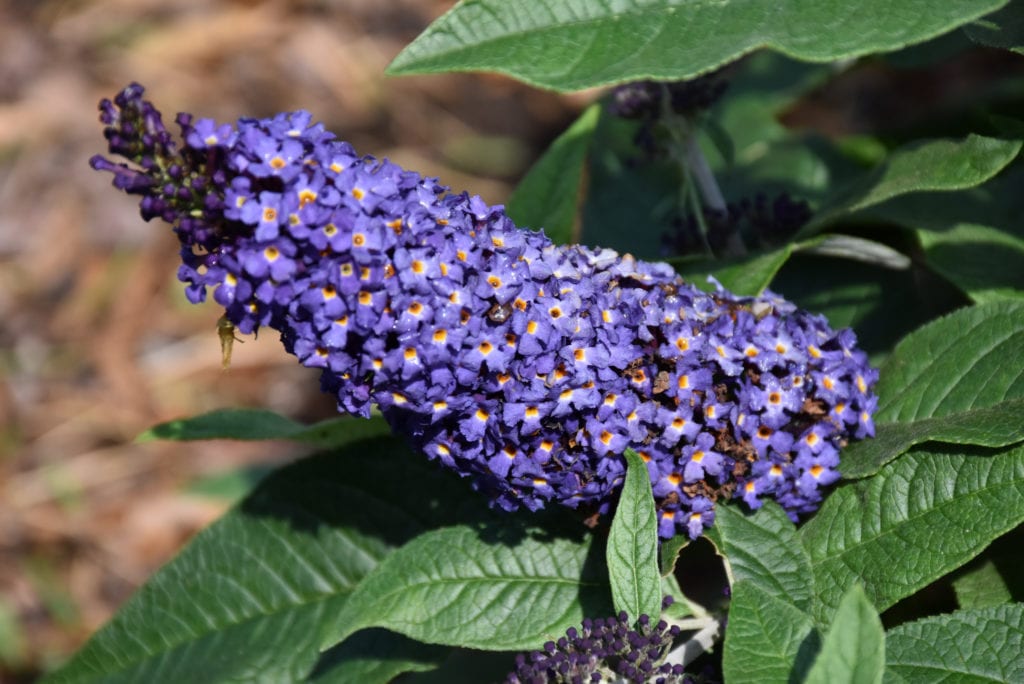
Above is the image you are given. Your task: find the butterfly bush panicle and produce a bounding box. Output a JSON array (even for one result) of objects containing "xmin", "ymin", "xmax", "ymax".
[{"xmin": 92, "ymin": 84, "xmax": 878, "ymax": 540}]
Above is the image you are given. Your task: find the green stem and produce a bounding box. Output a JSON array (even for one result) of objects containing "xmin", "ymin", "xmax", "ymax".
[{"xmin": 658, "ymin": 85, "xmax": 745, "ymax": 258}]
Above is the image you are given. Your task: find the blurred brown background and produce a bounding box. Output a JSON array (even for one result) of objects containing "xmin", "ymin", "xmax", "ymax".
[
  {"xmin": 5, "ymin": 0, "xmax": 1021, "ymax": 679},
  {"xmin": 0, "ymin": 1, "xmax": 579, "ymax": 679}
]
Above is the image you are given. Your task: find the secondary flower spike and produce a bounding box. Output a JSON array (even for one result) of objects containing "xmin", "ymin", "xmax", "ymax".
[
  {"xmin": 506, "ymin": 598, "xmax": 688, "ymax": 683},
  {"xmin": 92, "ymin": 84, "xmax": 878, "ymax": 539}
]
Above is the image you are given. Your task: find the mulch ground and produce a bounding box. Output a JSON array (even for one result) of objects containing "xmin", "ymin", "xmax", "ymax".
[{"xmin": 0, "ymin": 1, "xmax": 576, "ymax": 679}]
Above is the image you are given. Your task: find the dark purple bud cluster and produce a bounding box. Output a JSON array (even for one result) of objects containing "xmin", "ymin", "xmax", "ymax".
[
  {"xmin": 610, "ymin": 76, "xmax": 729, "ymax": 161},
  {"xmin": 92, "ymin": 84, "xmax": 877, "ymax": 540},
  {"xmin": 507, "ymin": 598, "xmax": 688, "ymax": 683},
  {"xmin": 611, "ymin": 77, "xmax": 728, "ymax": 121},
  {"xmin": 662, "ymin": 193, "xmax": 813, "ymax": 258}
]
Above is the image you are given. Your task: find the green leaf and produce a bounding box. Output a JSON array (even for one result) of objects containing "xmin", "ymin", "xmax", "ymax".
[
  {"xmin": 659, "ymin": 533, "xmax": 689, "ymax": 577},
  {"xmin": 917, "ymin": 223, "xmax": 1024, "ymax": 304},
  {"xmin": 137, "ymin": 408, "xmax": 392, "ymax": 448},
  {"xmin": 578, "ymin": 54, "xmax": 847, "ymax": 262},
  {"xmin": 398, "ymin": 649, "xmax": 516, "ymax": 684},
  {"xmin": 804, "ymin": 585, "xmax": 885, "ymax": 684},
  {"xmin": 674, "ymin": 234, "xmax": 901, "ymax": 297},
  {"xmin": 770, "ymin": 252, "xmax": 963, "ymax": 362},
  {"xmin": 607, "ymin": 449, "xmax": 662, "ymax": 622},
  {"xmin": 800, "ymin": 442, "xmax": 1024, "ymax": 626},
  {"xmin": 306, "ymin": 629, "xmax": 446, "ymax": 683},
  {"xmin": 965, "ymin": 0, "xmax": 1024, "ymax": 54},
  {"xmin": 855, "ymin": 170, "xmax": 1024, "ymax": 304},
  {"xmin": 44, "ymin": 438, "xmax": 480, "ymax": 684},
  {"xmin": 722, "ymin": 582, "xmax": 818, "ymax": 684},
  {"xmin": 706, "ymin": 502, "xmax": 813, "ymax": 612},
  {"xmin": 387, "ymin": 0, "xmax": 1008, "ymax": 92},
  {"xmin": 840, "ymin": 399, "xmax": 1024, "ymax": 480},
  {"xmin": 673, "ymin": 243, "xmax": 799, "ymax": 297},
  {"xmin": 323, "ymin": 523, "xmax": 610, "ymax": 652},
  {"xmin": 885, "ymin": 604, "xmax": 1024, "ymax": 683},
  {"xmin": 804, "ymin": 134, "xmax": 1022, "ymax": 236},
  {"xmin": 875, "ymin": 301, "xmax": 1024, "ymax": 423},
  {"xmin": 660, "ymin": 573, "xmax": 697, "ymax": 621},
  {"xmin": 952, "ymin": 560, "xmax": 1013, "ymax": 610},
  {"xmin": 506, "ymin": 104, "xmax": 600, "ymax": 245},
  {"xmin": 183, "ymin": 464, "xmax": 274, "ymax": 502},
  {"xmin": 799, "ymin": 234, "xmax": 911, "ymax": 270},
  {"xmin": 579, "ymin": 108, "xmax": 680, "ymax": 259}
]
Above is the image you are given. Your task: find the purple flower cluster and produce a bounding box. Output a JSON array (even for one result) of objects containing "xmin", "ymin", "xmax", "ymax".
[
  {"xmin": 92, "ymin": 84, "xmax": 878, "ymax": 539},
  {"xmin": 506, "ymin": 600, "xmax": 688, "ymax": 683}
]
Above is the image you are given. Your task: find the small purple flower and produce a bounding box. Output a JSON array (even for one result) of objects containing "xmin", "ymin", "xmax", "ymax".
[
  {"xmin": 239, "ymin": 191, "xmax": 287, "ymax": 241},
  {"xmin": 186, "ymin": 117, "xmax": 235, "ymax": 148},
  {"xmin": 682, "ymin": 433, "xmax": 724, "ymax": 483}
]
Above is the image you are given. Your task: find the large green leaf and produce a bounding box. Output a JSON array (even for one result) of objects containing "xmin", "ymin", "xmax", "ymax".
[
  {"xmin": 885, "ymin": 604, "xmax": 1024, "ymax": 683},
  {"xmin": 841, "ymin": 399, "xmax": 1024, "ymax": 480},
  {"xmin": 722, "ymin": 582, "xmax": 818, "ymax": 684},
  {"xmin": 607, "ymin": 449, "xmax": 661, "ymax": 621},
  {"xmin": 706, "ymin": 502, "xmax": 813, "ymax": 612},
  {"xmin": 506, "ymin": 104, "xmax": 600, "ymax": 245},
  {"xmin": 387, "ymin": 0, "xmax": 1008, "ymax": 92},
  {"xmin": 803, "ymin": 134, "xmax": 1022, "ymax": 236},
  {"xmin": 44, "ymin": 438, "xmax": 479, "ymax": 684},
  {"xmin": 800, "ymin": 442, "xmax": 1024, "ymax": 625},
  {"xmin": 138, "ymin": 408, "xmax": 391, "ymax": 449},
  {"xmin": 875, "ymin": 301, "xmax": 1024, "ymax": 423},
  {"xmin": 322, "ymin": 522, "xmax": 610, "ymax": 652},
  {"xmin": 804, "ymin": 585, "xmax": 885, "ymax": 684}
]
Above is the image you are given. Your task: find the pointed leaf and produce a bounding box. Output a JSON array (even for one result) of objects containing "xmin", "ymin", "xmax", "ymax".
[
  {"xmin": 507, "ymin": 104, "xmax": 600, "ymax": 245},
  {"xmin": 387, "ymin": 0, "xmax": 1008, "ymax": 92},
  {"xmin": 706, "ymin": 502, "xmax": 813, "ymax": 612},
  {"xmin": 875, "ymin": 301, "xmax": 1024, "ymax": 423},
  {"xmin": 44, "ymin": 437, "xmax": 477, "ymax": 684},
  {"xmin": 801, "ymin": 443, "xmax": 1024, "ymax": 625},
  {"xmin": 323, "ymin": 523, "xmax": 610, "ymax": 652},
  {"xmin": 804, "ymin": 585, "xmax": 885, "ymax": 684},
  {"xmin": 137, "ymin": 408, "xmax": 391, "ymax": 449},
  {"xmin": 841, "ymin": 399, "xmax": 1024, "ymax": 480},
  {"xmin": 804, "ymin": 134, "xmax": 1022, "ymax": 236},
  {"xmin": 607, "ymin": 449, "xmax": 661, "ymax": 621},
  {"xmin": 885, "ymin": 604, "xmax": 1024, "ymax": 683},
  {"xmin": 722, "ymin": 582, "xmax": 818, "ymax": 684}
]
